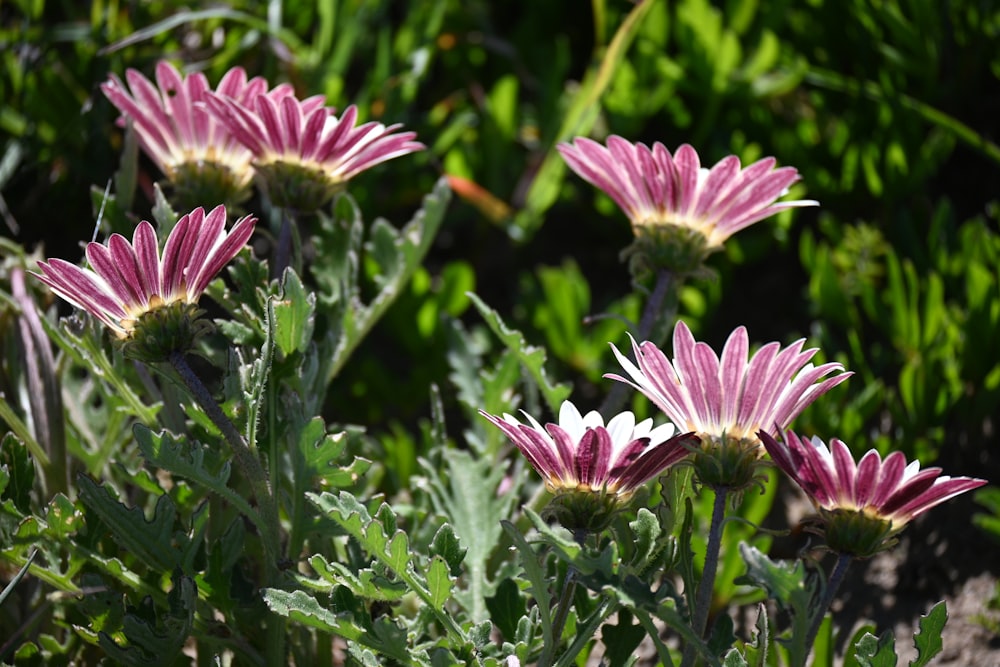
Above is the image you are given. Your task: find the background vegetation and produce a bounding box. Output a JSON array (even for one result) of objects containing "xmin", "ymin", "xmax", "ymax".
[{"xmin": 0, "ymin": 0, "xmax": 998, "ymax": 663}]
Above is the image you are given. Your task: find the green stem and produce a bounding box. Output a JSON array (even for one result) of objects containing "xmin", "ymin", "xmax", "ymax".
[
  {"xmin": 167, "ymin": 351, "xmax": 287, "ymax": 664},
  {"xmin": 802, "ymin": 552, "xmax": 852, "ymax": 666},
  {"xmin": 636, "ymin": 608, "xmax": 675, "ymax": 667},
  {"xmin": 682, "ymin": 487, "xmax": 728, "ymax": 667},
  {"xmin": 273, "ymin": 208, "xmax": 294, "ymax": 280},
  {"xmin": 538, "ymin": 529, "xmax": 588, "ymax": 667},
  {"xmin": 601, "ymin": 268, "xmax": 677, "ymax": 416}
]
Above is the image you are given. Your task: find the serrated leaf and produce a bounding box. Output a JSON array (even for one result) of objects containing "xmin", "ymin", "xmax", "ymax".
[
  {"xmin": 629, "ymin": 508, "xmax": 662, "ymax": 573},
  {"xmin": 422, "ymin": 449, "xmax": 518, "ymax": 621},
  {"xmin": 910, "ymin": 601, "xmax": 946, "ymax": 667},
  {"xmin": 722, "ymin": 648, "xmax": 749, "ymax": 667},
  {"xmin": 426, "ymin": 556, "xmax": 453, "ymax": 610},
  {"xmin": 77, "ymin": 476, "xmax": 180, "ymax": 571},
  {"xmin": 385, "ymin": 531, "xmax": 411, "ymax": 574},
  {"xmin": 44, "ymin": 493, "xmax": 83, "ymax": 539},
  {"xmin": 264, "ymin": 588, "xmax": 414, "ymax": 663},
  {"xmin": 132, "ymin": 425, "xmax": 259, "ymax": 526},
  {"xmin": 738, "ymin": 544, "xmax": 816, "ymax": 666},
  {"xmin": 429, "ymin": 523, "xmax": 467, "ymax": 576},
  {"xmin": 308, "ymin": 554, "xmax": 408, "ymax": 601},
  {"xmin": 602, "ymin": 609, "xmax": 646, "ymax": 667},
  {"xmin": 468, "ymin": 292, "xmax": 572, "ymax": 415},
  {"xmin": 854, "ymin": 632, "xmax": 897, "ymax": 667},
  {"xmin": 486, "ymin": 578, "xmax": 527, "ymax": 642},
  {"xmin": 273, "ymin": 268, "xmax": 315, "ymax": 356},
  {"xmin": 323, "ymin": 177, "xmax": 451, "ymax": 385},
  {"xmin": 0, "ymin": 433, "xmax": 34, "ymax": 513},
  {"xmin": 502, "ymin": 521, "xmax": 554, "ymax": 647}
]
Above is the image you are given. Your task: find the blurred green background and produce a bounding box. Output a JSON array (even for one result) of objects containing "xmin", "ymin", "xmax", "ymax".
[{"xmin": 2, "ymin": 0, "xmax": 998, "ymax": 478}]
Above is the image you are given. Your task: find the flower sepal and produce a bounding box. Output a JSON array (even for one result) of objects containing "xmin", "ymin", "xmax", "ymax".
[
  {"xmin": 254, "ymin": 160, "xmax": 347, "ymax": 212},
  {"xmin": 691, "ymin": 434, "xmax": 766, "ymax": 492},
  {"xmin": 542, "ymin": 485, "xmax": 623, "ymax": 534},
  {"xmin": 119, "ymin": 301, "xmax": 212, "ymax": 363},
  {"xmin": 815, "ymin": 508, "xmax": 896, "ymax": 559},
  {"xmin": 621, "ymin": 223, "xmax": 713, "ymax": 280},
  {"xmin": 171, "ymin": 161, "xmax": 254, "ymax": 212}
]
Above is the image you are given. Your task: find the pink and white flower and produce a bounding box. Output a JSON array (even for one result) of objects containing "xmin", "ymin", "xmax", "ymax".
[
  {"xmin": 205, "ymin": 90, "xmax": 424, "ymax": 209},
  {"xmin": 34, "ymin": 205, "xmax": 254, "ymax": 339},
  {"xmin": 481, "ymin": 400, "xmax": 693, "ymax": 499},
  {"xmin": 558, "ymin": 137, "xmax": 817, "ymax": 249},
  {"xmin": 760, "ymin": 430, "xmax": 986, "ymax": 529},
  {"xmin": 607, "ymin": 321, "xmax": 851, "ymax": 445},
  {"xmin": 102, "ymin": 61, "xmax": 287, "ymax": 201}
]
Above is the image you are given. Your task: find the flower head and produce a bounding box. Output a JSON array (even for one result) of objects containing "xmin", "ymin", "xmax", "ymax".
[
  {"xmin": 102, "ymin": 61, "xmax": 286, "ymax": 208},
  {"xmin": 559, "ymin": 137, "xmax": 817, "ymax": 273},
  {"xmin": 760, "ymin": 430, "xmax": 987, "ymax": 556},
  {"xmin": 34, "ymin": 206, "xmax": 254, "ymax": 360},
  {"xmin": 206, "ymin": 91, "xmax": 424, "ymax": 211},
  {"xmin": 607, "ymin": 322, "xmax": 851, "ymax": 488},
  {"xmin": 481, "ymin": 401, "xmax": 694, "ymax": 531}
]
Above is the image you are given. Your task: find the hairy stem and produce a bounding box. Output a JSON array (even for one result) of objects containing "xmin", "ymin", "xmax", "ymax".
[
  {"xmin": 682, "ymin": 486, "xmax": 728, "ymax": 667},
  {"xmin": 600, "ymin": 268, "xmax": 677, "ymax": 416},
  {"xmin": 802, "ymin": 552, "xmax": 852, "ymax": 665},
  {"xmin": 168, "ymin": 351, "xmax": 286, "ymax": 664},
  {"xmin": 168, "ymin": 351, "xmax": 282, "ymax": 571}
]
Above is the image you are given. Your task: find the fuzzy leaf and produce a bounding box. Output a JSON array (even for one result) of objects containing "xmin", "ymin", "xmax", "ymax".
[
  {"xmin": 132, "ymin": 425, "xmax": 258, "ymax": 525},
  {"xmin": 77, "ymin": 476, "xmax": 181, "ymax": 572},
  {"xmin": 468, "ymin": 292, "xmax": 572, "ymax": 415},
  {"xmin": 273, "ymin": 268, "xmax": 315, "ymax": 356},
  {"xmin": 429, "ymin": 523, "xmax": 467, "ymax": 576},
  {"xmin": 426, "ymin": 556, "xmax": 453, "ymax": 610},
  {"xmin": 854, "ymin": 632, "xmax": 897, "ymax": 667},
  {"xmin": 738, "ymin": 543, "xmax": 816, "ymax": 666},
  {"xmin": 910, "ymin": 601, "xmax": 946, "ymax": 667}
]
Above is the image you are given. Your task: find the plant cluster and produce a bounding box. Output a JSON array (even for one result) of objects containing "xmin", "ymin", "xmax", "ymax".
[{"xmin": 1, "ymin": 2, "xmax": 998, "ymax": 666}]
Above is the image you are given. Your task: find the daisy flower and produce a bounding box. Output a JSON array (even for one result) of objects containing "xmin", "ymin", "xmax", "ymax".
[
  {"xmin": 559, "ymin": 137, "xmax": 817, "ymax": 273},
  {"xmin": 481, "ymin": 400, "xmax": 695, "ymax": 531},
  {"xmin": 206, "ymin": 91, "xmax": 424, "ymax": 211},
  {"xmin": 102, "ymin": 61, "xmax": 288, "ymax": 207},
  {"xmin": 760, "ymin": 429, "xmax": 986, "ymax": 556},
  {"xmin": 34, "ymin": 205, "xmax": 254, "ymax": 361},
  {"xmin": 607, "ymin": 322, "xmax": 851, "ymax": 488}
]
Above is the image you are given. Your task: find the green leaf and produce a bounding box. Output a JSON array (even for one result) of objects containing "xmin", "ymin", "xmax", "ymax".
[
  {"xmin": 468, "ymin": 292, "xmax": 572, "ymax": 415},
  {"xmin": 502, "ymin": 520, "xmax": 554, "ymax": 649},
  {"xmin": 132, "ymin": 425, "xmax": 259, "ymax": 527},
  {"xmin": 722, "ymin": 649, "xmax": 748, "ymax": 667},
  {"xmin": 43, "ymin": 493, "xmax": 83, "ymax": 539},
  {"xmin": 429, "ymin": 523, "xmax": 467, "ymax": 577},
  {"xmin": 273, "ymin": 268, "xmax": 316, "ymax": 357},
  {"xmin": 426, "ymin": 556, "xmax": 453, "ymax": 610},
  {"xmin": 737, "ymin": 544, "xmax": 816, "ymax": 667},
  {"xmin": 323, "ymin": 177, "xmax": 451, "ymax": 385},
  {"xmin": 263, "ymin": 588, "xmax": 416, "ymax": 663},
  {"xmin": 0, "ymin": 433, "xmax": 35, "ymax": 513},
  {"xmin": 422, "ymin": 449, "xmax": 518, "ymax": 621},
  {"xmin": 854, "ymin": 632, "xmax": 897, "ymax": 667},
  {"xmin": 307, "ymin": 553, "xmax": 408, "ymax": 601},
  {"xmin": 486, "ymin": 578, "xmax": 527, "ymax": 642},
  {"xmin": 602, "ymin": 609, "xmax": 646, "ymax": 667},
  {"xmin": 910, "ymin": 601, "xmax": 947, "ymax": 667},
  {"xmin": 77, "ymin": 476, "xmax": 181, "ymax": 572}
]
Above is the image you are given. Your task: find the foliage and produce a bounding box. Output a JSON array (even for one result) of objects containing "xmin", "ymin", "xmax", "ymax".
[{"xmin": 0, "ymin": 0, "xmax": 994, "ymax": 665}]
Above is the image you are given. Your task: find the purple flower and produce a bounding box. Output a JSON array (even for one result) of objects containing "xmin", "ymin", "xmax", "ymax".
[
  {"xmin": 558, "ymin": 137, "xmax": 817, "ymax": 249},
  {"xmin": 102, "ymin": 61, "xmax": 287, "ymax": 205},
  {"xmin": 760, "ymin": 430, "xmax": 986, "ymax": 556},
  {"xmin": 607, "ymin": 322, "xmax": 851, "ymax": 488},
  {"xmin": 761, "ymin": 430, "xmax": 986, "ymax": 528},
  {"xmin": 205, "ymin": 90, "xmax": 424, "ymax": 210},
  {"xmin": 481, "ymin": 401, "xmax": 693, "ymax": 500},
  {"xmin": 608, "ymin": 322, "xmax": 850, "ymax": 444},
  {"xmin": 34, "ymin": 206, "xmax": 254, "ymax": 340}
]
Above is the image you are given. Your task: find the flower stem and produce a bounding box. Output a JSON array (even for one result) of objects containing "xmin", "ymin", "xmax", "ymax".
[
  {"xmin": 538, "ymin": 529, "xmax": 588, "ymax": 667},
  {"xmin": 167, "ymin": 351, "xmax": 282, "ymax": 573},
  {"xmin": 802, "ymin": 552, "xmax": 852, "ymax": 665},
  {"xmin": 273, "ymin": 208, "xmax": 294, "ymax": 279},
  {"xmin": 682, "ymin": 486, "xmax": 728, "ymax": 667},
  {"xmin": 601, "ymin": 268, "xmax": 677, "ymax": 417}
]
